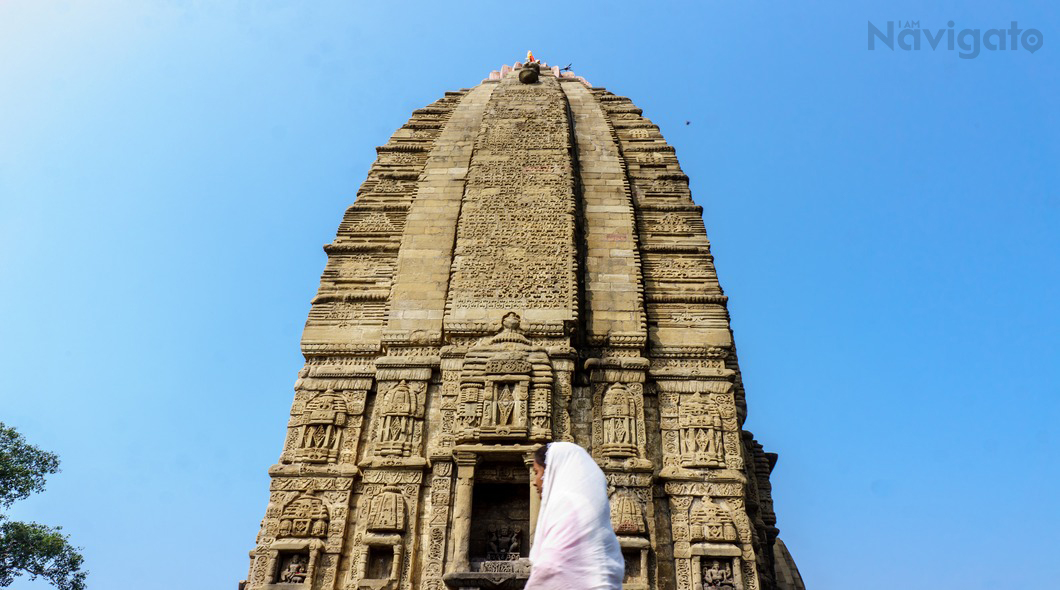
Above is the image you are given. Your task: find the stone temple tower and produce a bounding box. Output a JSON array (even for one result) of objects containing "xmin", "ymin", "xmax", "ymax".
[{"xmin": 243, "ymin": 59, "xmax": 804, "ymax": 590}]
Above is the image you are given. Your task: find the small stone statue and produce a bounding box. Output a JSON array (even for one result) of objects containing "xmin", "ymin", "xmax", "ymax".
[
  {"xmin": 518, "ymin": 61, "xmax": 540, "ymax": 84},
  {"xmin": 487, "ymin": 526, "xmax": 500, "ymax": 555},
  {"xmin": 280, "ymin": 555, "xmax": 308, "ymax": 583},
  {"xmin": 508, "ymin": 529, "xmax": 521, "ymax": 555},
  {"xmin": 703, "ymin": 560, "xmax": 734, "ymax": 590}
]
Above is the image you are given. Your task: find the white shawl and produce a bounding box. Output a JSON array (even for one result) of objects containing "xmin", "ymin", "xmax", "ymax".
[{"xmin": 526, "ymin": 442, "xmax": 624, "ymax": 590}]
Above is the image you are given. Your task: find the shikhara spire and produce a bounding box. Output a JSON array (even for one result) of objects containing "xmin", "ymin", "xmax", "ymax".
[{"xmin": 242, "ymin": 60, "xmax": 803, "ymax": 590}]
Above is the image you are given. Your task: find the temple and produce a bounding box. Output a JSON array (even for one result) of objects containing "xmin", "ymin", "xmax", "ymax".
[{"xmin": 242, "ymin": 58, "xmax": 804, "ymax": 590}]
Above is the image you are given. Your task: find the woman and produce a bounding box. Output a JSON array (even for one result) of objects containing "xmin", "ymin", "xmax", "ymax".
[{"xmin": 527, "ymin": 442, "xmax": 624, "ymax": 590}]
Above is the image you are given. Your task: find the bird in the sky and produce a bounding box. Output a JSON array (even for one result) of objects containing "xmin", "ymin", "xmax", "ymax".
[{"xmin": 561, "ymin": 63, "xmax": 573, "ymax": 72}]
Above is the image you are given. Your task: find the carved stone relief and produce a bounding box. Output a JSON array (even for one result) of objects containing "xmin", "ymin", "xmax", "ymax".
[
  {"xmin": 245, "ymin": 76, "xmax": 796, "ymax": 590},
  {"xmin": 456, "ymin": 313, "xmax": 553, "ymax": 443}
]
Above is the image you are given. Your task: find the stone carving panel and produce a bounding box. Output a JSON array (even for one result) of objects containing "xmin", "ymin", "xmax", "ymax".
[
  {"xmin": 601, "ymin": 384, "xmax": 639, "ymax": 459},
  {"xmin": 293, "ymin": 389, "xmax": 347, "ymax": 463},
  {"xmin": 456, "ymin": 313, "xmax": 554, "ymax": 442},
  {"xmin": 678, "ymin": 392, "xmax": 725, "ymax": 468},
  {"xmin": 373, "ymin": 379, "xmax": 427, "ymax": 459},
  {"xmin": 610, "ymin": 489, "xmax": 647, "ymax": 535},
  {"xmin": 701, "ymin": 559, "xmax": 738, "ymax": 590},
  {"xmin": 446, "ymin": 76, "xmax": 576, "ymax": 315},
  {"xmin": 278, "ymin": 494, "xmax": 330, "ymax": 538},
  {"xmin": 367, "ymin": 486, "xmax": 407, "ymax": 532}
]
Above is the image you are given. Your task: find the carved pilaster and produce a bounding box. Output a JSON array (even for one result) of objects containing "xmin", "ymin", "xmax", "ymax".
[{"xmin": 449, "ymin": 452, "xmax": 478, "ymax": 573}]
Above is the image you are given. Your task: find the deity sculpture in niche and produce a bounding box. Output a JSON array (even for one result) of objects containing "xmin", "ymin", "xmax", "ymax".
[
  {"xmin": 702, "ymin": 560, "xmax": 736, "ymax": 590},
  {"xmin": 279, "ymin": 495, "xmax": 329, "ymax": 539},
  {"xmin": 602, "ymin": 383, "xmax": 638, "ymax": 458},
  {"xmin": 486, "ymin": 526, "xmax": 522, "ymax": 560},
  {"xmin": 367, "ymin": 487, "xmax": 407, "ymax": 532},
  {"xmin": 457, "ymin": 313, "xmax": 553, "ymax": 442},
  {"xmin": 278, "ymin": 554, "xmax": 309, "ymax": 584},
  {"xmin": 375, "ymin": 380, "xmax": 417, "ymax": 457},
  {"xmin": 296, "ymin": 389, "xmax": 347, "ymax": 463},
  {"xmin": 679, "ymin": 391, "xmax": 724, "ymax": 468}
]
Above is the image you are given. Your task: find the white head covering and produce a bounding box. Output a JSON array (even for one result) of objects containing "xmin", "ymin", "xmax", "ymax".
[{"xmin": 526, "ymin": 442, "xmax": 624, "ymax": 590}]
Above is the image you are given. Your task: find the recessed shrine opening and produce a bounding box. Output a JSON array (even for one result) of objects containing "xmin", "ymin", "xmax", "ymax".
[
  {"xmin": 469, "ymin": 461, "xmax": 530, "ymax": 571},
  {"xmin": 365, "ymin": 545, "xmax": 394, "ymax": 580},
  {"xmin": 274, "ymin": 551, "xmax": 309, "ymax": 584},
  {"xmin": 623, "ymin": 550, "xmax": 642, "ymax": 582}
]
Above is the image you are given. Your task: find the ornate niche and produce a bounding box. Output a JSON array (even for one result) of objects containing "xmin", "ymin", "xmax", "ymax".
[
  {"xmin": 278, "ymin": 495, "xmax": 330, "ymax": 539},
  {"xmin": 613, "ymin": 493, "xmax": 651, "ymax": 590},
  {"xmin": 351, "ymin": 471, "xmax": 421, "ymax": 590},
  {"xmin": 456, "ymin": 313, "xmax": 553, "ymax": 442},
  {"xmin": 697, "ymin": 558, "xmax": 739, "ymax": 590},
  {"xmin": 295, "ymin": 389, "xmax": 348, "ymax": 463},
  {"xmin": 610, "ymin": 489, "xmax": 646, "ymax": 535},
  {"xmin": 274, "ymin": 552, "xmax": 311, "ymax": 584},
  {"xmin": 689, "ymin": 499, "xmax": 737, "ymax": 544},
  {"xmin": 374, "ymin": 380, "xmax": 424, "ymax": 458},
  {"xmin": 589, "ymin": 357, "xmax": 650, "ymax": 467},
  {"xmin": 678, "ymin": 392, "xmax": 725, "ymax": 469},
  {"xmin": 280, "ymin": 366, "xmax": 372, "ymax": 473},
  {"xmin": 367, "ymin": 487, "xmax": 408, "ymax": 533},
  {"xmin": 258, "ymin": 494, "xmax": 332, "ymax": 588},
  {"xmin": 602, "ymin": 384, "xmax": 638, "ymax": 459}
]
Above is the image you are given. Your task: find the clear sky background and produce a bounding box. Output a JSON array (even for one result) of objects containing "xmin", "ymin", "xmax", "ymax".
[{"xmin": 1, "ymin": 1, "xmax": 1057, "ymax": 589}]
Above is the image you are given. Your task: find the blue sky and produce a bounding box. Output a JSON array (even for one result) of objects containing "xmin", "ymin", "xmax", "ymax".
[{"xmin": 1, "ymin": 1, "xmax": 1056, "ymax": 589}]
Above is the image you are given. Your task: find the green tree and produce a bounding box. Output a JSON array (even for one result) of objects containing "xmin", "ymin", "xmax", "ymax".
[{"xmin": 0, "ymin": 423, "xmax": 86, "ymax": 590}]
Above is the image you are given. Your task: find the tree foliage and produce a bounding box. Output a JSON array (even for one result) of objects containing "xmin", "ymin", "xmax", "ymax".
[{"xmin": 0, "ymin": 422, "xmax": 86, "ymax": 590}]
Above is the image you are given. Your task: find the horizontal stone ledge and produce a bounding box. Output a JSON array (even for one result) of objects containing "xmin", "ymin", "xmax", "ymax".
[
  {"xmin": 634, "ymin": 202, "xmax": 703, "ymax": 213},
  {"xmin": 374, "ymin": 353, "xmax": 441, "ymax": 365},
  {"xmin": 344, "ymin": 202, "xmax": 412, "ymax": 213},
  {"xmin": 323, "ymin": 242, "xmax": 400, "ymax": 254},
  {"xmin": 622, "ymin": 144, "xmax": 676, "ymax": 153},
  {"xmin": 375, "ymin": 142, "xmax": 431, "ymax": 153},
  {"xmin": 650, "ymin": 367, "xmax": 736, "ymax": 381},
  {"xmin": 301, "ymin": 342, "xmax": 382, "ymax": 356},
  {"xmin": 646, "ymin": 293, "xmax": 728, "ymax": 304},
  {"xmin": 268, "ymin": 463, "xmax": 359, "ymax": 478},
  {"xmin": 311, "ymin": 292, "xmax": 389, "ymax": 304},
  {"xmin": 691, "ymin": 543, "xmax": 743, "ymax": 557},
  {"xmin": 640, "ymin": 244, "xmax": 712, "ymax": 254}
]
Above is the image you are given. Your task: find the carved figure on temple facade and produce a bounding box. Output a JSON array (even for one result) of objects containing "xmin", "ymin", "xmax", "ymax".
[
  {"xmin": 679, "ymin": 392, "xmax": 725, "ymax": 468},
  {"xmin": 279, "ymin": 495, "xmax": 329, "ymax": 539},
  {"xmin": 279, "ymin": 554, "xmax": 308, "ymax": 583},
  {"xmin": 690, "ymin": 500, "xmax": 737, "ymax": 542},
  {"xmin": 457, "ymin": 312, "xmax": 554, "ymax": 442},
  {"xmin": 602, "ymin": 383, "xmax": 637, "ymax": 458},
  {"xmin": 703, "ymin": 560, "xmax": 735, "ymax": 590},
  {"xmin": 486, "ymin": 526, "xmax": 522, "ymax": 560},
  {"xmin": 367, "ymin": 486, "xmax": 407, "ymax": 532},
  {"xmin": 508, "ymin": 529, "xmax": 521, "ymax": 554},
  {"xmin": 376, "ymin": 381, "xmax": 416, "ymax": 456},
  {"xmin": 610, "ymin": 490, "xmax": 646, "ymax": 535},
  {"xmin": 295, "ymin": 389, "xmax": 347, "ymax": 463}
]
